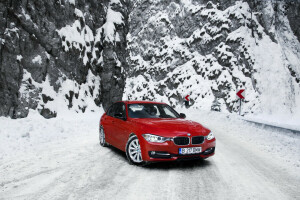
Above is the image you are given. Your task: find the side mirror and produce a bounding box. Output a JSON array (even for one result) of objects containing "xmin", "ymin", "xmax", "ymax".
[
  {"xmin": 179, "ymin": 113, "xmax": 186, "ymax": 119},
  {"xmin": 114, "ymin": 113, "xmax": 126, "ymax": 120}
]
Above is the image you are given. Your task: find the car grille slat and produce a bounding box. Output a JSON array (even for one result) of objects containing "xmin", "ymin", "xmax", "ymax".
[
  {"xmin": 173, "ymin": 137, "xmax": 189, "ymax": 145},
  {"xmin": 191, "ymin": 136, "xmax": 204, "ymax": 144},
  {"xmin": 173, "ymin": 136, "xmax": 205, "ymax": 145}
]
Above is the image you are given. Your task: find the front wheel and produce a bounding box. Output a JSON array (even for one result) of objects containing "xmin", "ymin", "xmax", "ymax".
[
  {"xmin": 126, "ymin": 135, "xmax": 145, "ymax": 165},
  {"xmin": 99, "ymin": 126, "xmax": 108, "ymax": 147}
]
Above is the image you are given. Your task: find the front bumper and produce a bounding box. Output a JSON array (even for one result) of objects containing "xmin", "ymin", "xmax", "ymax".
[{"xmin": 139, "ymin": 136, "xmax": 216, "ymax": 162}]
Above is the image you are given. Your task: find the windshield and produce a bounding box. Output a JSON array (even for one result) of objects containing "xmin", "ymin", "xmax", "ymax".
[{"xmin": 128, "ymin": 103, "xmax": 180, "ymax": 119}]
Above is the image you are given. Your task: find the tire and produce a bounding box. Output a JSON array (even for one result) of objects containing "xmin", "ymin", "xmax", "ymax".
[
  {"xmin": 99, "ymin": 126, "xmax": 108, "ymax": 147},
  {"xmin": 126, "ymin": 135, "xmax": 145, "ymax": 165}
]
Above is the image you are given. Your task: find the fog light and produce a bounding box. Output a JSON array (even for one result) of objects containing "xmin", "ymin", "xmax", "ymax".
[
  {"xmin": 203, "ymin": 148, "xmax": 215, "ymax": 155},
  {"xmin": 148, "ymin": 151, "xmax": 171, "ymax": 158},
  {"xmin": 205, "ymin": 148, "xmax": 212, "ymax": 153}
]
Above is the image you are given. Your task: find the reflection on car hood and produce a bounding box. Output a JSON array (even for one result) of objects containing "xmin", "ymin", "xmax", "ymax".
[{"xmin": 132, "ymin": 118, "xmax": 210, "ymax": 137}]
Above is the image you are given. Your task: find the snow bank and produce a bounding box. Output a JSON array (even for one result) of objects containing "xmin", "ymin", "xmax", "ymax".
[
  {"xmin": 183, "ymin": 108, "xmax": 300, "ymax": 168},
  {"xmin": 0, "ymin": 109, "xmax": 104, "ymax": 161},
  {"xmin": 1, "ymin": 108, "xmax": 298, "ymax": 171},
  {"xmin": 243, "ymin": 114, "xmax": 300, "ymax": 132}
]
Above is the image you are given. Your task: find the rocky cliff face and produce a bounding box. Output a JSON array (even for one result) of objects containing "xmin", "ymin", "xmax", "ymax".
[
  {"xmin": 0, "ymin": 0, "xmax": 129, "ymax": 118},
  {"xmin": 124, "ymin": 0, "xmax": 300, "ymax": 116},
  {"xmin": 1, "ymin": 0, "xmax": 300, "ymax": 119}
]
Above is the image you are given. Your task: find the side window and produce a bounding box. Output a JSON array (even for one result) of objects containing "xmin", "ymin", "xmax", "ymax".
[
  {"xmin": 144, "ymin": 105, "xmax": 160, "ymax": 118},
  {"xmin": 114, "ymin": 103, "xmax": 126, "ymax": 119},
  {"xmin": 107, "ymin": 103, "xmax": 126, "ymax": 119},
  {"xmin": 161, "ymin": 105, "xmax": 178, "ymax": 118},
  {"xmin": 106, "ymin": 104, "xmax": 115, "ymax": 117},
  {"xmin": 122, "ymin": 104, "xmax": 126, "ymax": 118}
]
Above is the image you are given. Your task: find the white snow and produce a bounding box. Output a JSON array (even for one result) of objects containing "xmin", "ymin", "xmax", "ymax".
[
  {"xmin": 110, "ymin": 0, "xmax": 121, "ymax": 5},
  {"xmin": 0, "ymin": 109, "xmax": 299, "ymax": 199},
  {"xmin": 187, "ymin": 109, "xmax": 300, "ymax": 169},
  {"xmin": 16, "ymin": 55, "xmax": 23, "ymax": 61},
  {"xmin": 0, "ymin": 38, "xmax": 5, "ymax": 45},
  {"xmin": 243, "ymin": 114, "xmax": 300, "ymax": 132},
  {"xmin": 21, "ymin": 8, "xmax": 31, "ymax": 21},
  {"xmin": 57, "ymin": 20, "xmax": 86, "ymax": 50},
  {"xmin": 56, "ymin": 0, "xmax": 124, "ymax": 66},
  {"xmin": 57, "ymin": 18, "xmax": 94, "ymax": 65},
  {"xmin": 102, "ymin": 5, "xmax": 124, "ymax": 42},
  {"xmin": 125, "ymin": 0, "xmax": 300, "ymax": 123},
  {"xmin": 45, "ymin": 51, "xmax": 50, "ymax": 60},
  {"xmin": 19, "ymin": 69, "xmax": 101, "ymax": 116},
  {"xmin": 74, "ymin": 8, "xmax": 84, "ymax": 19},
  {"xmin": 4, "ymin": 27, "xmax": 19, "ymax": 38},
  {"xmin": 0, "ymin": 109, "xmax": 103, "ymax": 160},
  {"xmin": 32, "ymin": 55, "xmax": 42, "ymax": 64}
]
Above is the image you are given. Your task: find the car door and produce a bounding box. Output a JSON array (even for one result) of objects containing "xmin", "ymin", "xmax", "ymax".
[
  {"xmin": 102, "ymin": 104, "xmax": 117, "ymax": 145},
  {"xmin": 110, "ymin": 103, "xmax": 129, "ymax": 150}
]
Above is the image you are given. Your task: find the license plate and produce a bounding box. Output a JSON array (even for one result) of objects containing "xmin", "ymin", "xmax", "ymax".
[{"xmin": 179, "ymin": 147, "xmax": 202, "ymax": 155}]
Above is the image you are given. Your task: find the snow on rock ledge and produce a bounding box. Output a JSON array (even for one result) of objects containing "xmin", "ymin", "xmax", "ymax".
[
  {"xmin": 19, "ymin": 69, "xmax": 101, "ymax": 118},
  {"xmin": 0, "ymin": 0, "xmax": 128, "ymax": 118},
  {"xmin": 124, "ymin": 0, "xmax": 300, "ymax": 119}
]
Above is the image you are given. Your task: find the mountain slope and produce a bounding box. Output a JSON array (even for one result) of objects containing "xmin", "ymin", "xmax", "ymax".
[
  {"xmin": 124, "ymin": 0, "xmax": 300, "ymax": 117},
  {"xmin": 1, "ymin": 0, "xmax": 300, "ymax": 119}
]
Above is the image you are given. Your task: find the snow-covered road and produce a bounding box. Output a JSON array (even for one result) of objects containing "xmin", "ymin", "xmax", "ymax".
[{"xmin": 0, "ymin": 110, "xmax": 299, "ymax": 200}]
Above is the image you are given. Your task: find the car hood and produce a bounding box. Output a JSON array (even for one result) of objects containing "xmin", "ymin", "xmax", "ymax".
[{"xmin": 131, "ymin": 118, "xmax": 210, "ymax": 137}]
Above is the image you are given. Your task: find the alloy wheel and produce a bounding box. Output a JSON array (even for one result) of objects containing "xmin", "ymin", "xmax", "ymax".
[
  {"xmin": 128, "ymin": 138, "xmax": 143, "ymax": 163},
  {"xmin": 99, "ymin": 126, "xmax": 107, "ymax": 147}
]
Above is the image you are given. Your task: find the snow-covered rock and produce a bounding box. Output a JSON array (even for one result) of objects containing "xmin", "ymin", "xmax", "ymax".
[
  {"xmin": 0, "ymin": 0, "xmax": 128, "ymax": 118},
  {"xmin": 1, "ymin": 0, "xmax": 300, "ymax": 119},
  {"xmin": 124, "ymin": 0, "xmax": 300, "ymax": 119}
]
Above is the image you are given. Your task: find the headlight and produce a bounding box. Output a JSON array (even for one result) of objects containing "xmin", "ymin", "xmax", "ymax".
[
  {"xmin": 206, "ymin": 132, "xmax": 215, "ymax": 140},
  {"xmin": 142, "ymin": 134, "xmax": 170, "ymax": 143}
]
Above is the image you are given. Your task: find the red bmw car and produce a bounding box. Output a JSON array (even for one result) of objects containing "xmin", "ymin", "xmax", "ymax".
[{"xmin": 99, "ymin": 101, "xmax": 216, "ymax": 165}]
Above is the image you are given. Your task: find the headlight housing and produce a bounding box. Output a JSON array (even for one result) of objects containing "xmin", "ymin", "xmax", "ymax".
[
  {"xmin": 206, "ymin": 132, "xmax": 215, "ymax": 140},
  {"xmin": 142, "ymin": 134, "xmax": 170, "ymax": 143}
]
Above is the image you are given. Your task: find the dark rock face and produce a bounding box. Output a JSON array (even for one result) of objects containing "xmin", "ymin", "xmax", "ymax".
[
  {"xmin": 284, "ymin": 1, "xmax": 300, "ymax": 42},
  {"xmin": 0, "ymin": 0, "xmax": 128, "ymax": 118}
]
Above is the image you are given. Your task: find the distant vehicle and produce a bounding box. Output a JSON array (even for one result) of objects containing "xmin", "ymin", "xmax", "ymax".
[{"xmin": 99, "ymin": 101, "xmax": 216, "ymax": 165}]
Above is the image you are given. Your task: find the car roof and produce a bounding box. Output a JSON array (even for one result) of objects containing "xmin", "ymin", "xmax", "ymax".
[{"xmin": 117, "ymin": 100, "xmax": 167, "ymax": 105}]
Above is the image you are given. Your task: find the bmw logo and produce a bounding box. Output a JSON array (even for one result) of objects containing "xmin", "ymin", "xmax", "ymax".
[{"xmin": 187, "ymin": 133, "xmax": 191, "ymax": 136}]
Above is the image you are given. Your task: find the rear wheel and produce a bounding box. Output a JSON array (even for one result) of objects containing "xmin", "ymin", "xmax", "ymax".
[
  {"xmin": 126, "ymin": 135, "xmax": 145, "ymax": 165},
  {"xmin": 99, "ymin": 126, "xmax": 108, "ymax": 147}
]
